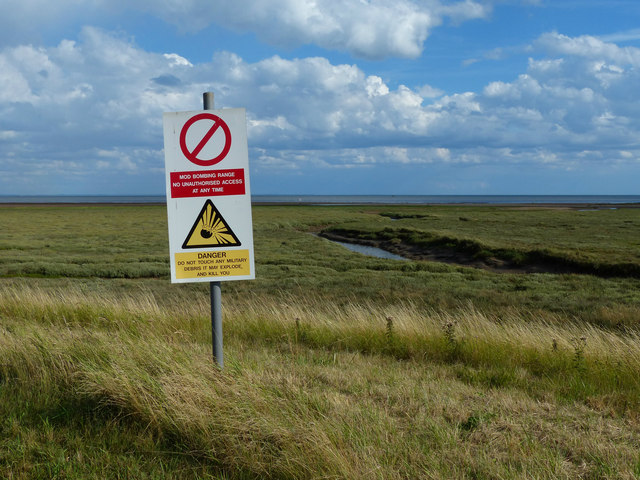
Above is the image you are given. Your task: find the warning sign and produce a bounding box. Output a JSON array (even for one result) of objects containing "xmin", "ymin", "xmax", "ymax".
[
  {"xmin": 169, "ymin": 168, "xmax": 245, "ymax": 198},
  {"xmin": 175, "ymin": 249, "xmax": 251, "ymax": 279},
  {"xmin": 163, "ymin": 107, "xmax": 254, "ymax": 284},
  {"xmin": 182, "ymin": 199, "xmax": 241, "ymax": 249}
]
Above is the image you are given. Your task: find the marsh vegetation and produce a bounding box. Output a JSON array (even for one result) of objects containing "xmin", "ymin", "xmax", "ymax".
[{"xmin": 1, "ymin": 203, "xmax": 639, "ymax": 478}]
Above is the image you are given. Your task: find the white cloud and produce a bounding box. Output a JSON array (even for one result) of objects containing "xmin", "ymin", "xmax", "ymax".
[
  {"xmin": 1, "ymin": 27, "xmax": 640, "ymax": 194},
  {"xmin": 536, "ymin": 32, "xmax": 640, "ymax": 67},
  {"xmin": 436, "ymin": 0, "xmax": 491, "ymax": 24},
  {"xmin": 164, "ymin": 53, "xmax": 193, "ymax": 68},
  {"xmin": 600, "ymin": 28, "xmax": 640, "ymax": 43},
  {"xmin": 0, "ymin": 58, "xmax": 33, "ymax": 103},
  {"xmin": 138, "ymin": 0, "xmax": 444, "ymax": 59},
  {"xmin": 365, "ymin": 76, "xmax": 390, "ymax": 97},
  {"xmin": 2, "ymin": 28, "xmax": 638, "ymax": 158},
  {"xmin": 477, "ymin": 33, "xmax": 640, "ymax": 150},
  {"xmin": 0, "ymin": 0, "xmax": 491, "ymax": 60},
  {"xmin": 0, "ymin": 28, "xmax": 201, "ymax": 193},
  {"xmin": 418, "ymin": 85, "xmax": 444, "ymax": 98}
]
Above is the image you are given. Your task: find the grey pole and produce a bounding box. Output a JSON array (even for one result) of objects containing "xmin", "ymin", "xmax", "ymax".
[
  {"xmin": 203, "ymin": 91, "xmax": 224, "ymax": 368},
  {"xmin": 203, "ymin": 91, "xmax": 215, "ymax": 111},
  {"xmin": 211, "ymin": 279, "xmax": 223, "ymax": 368}
]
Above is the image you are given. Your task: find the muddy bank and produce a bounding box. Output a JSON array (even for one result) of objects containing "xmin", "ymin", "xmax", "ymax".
[{"xmin": 319, "ymin": 229, "xmax": 640, "ymax": 278}]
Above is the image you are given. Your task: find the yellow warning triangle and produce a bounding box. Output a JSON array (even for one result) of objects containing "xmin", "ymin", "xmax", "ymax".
[{"xmin": 182, "ymin": 199, "xmax": 241, "ymax": 249}]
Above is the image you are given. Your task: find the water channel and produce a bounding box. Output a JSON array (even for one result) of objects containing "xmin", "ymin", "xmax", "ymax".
[{"xmin": 331, "ymin": 240, "xmax": 409, "ymax": 261}]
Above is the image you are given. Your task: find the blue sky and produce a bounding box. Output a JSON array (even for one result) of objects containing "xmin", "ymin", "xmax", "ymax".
[{"xmin": 1, "ymin": 0, "xmax": 639, "ymax": 196}]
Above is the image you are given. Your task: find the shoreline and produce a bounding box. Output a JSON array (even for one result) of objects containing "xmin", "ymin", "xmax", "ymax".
[{"xmin": 0, "ymin": 201, "xmax": 639, "ymax": 209}]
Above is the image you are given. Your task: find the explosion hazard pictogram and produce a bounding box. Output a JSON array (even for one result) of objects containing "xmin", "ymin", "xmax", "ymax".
[{"xmin": 182, "ymin": 199, "xmax": 241, "ymax": 249}]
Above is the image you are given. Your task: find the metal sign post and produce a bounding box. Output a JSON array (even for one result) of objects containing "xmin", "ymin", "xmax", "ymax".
[
  {"xmin": 162, "ymin": 91, "xmax": 255, "ymax": 369},
  {"xmin": 203, "ymin": 92, "xmax": 224, "ymax": 368},
  {"xmin": 211, "ymin": 279, "xmax": 223, "ymax": 367}
]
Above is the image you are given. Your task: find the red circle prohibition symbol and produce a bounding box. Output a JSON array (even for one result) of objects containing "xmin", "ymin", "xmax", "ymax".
[{"xmin": 179, "ymin": 113, "xmax": 232, "ymax": 166}]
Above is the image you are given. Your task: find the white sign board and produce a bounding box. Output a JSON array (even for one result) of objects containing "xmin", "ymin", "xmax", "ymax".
[{"xmin": 163, "ymin": 108, "xmax": 255, "ymax": 283}]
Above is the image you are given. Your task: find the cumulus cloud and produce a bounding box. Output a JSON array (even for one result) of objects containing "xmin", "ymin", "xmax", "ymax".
[
  {"xmin": 206, "ymin": 31, "xmax": 640, "ymax": 170},
  {"xmin": 0, "ymin": 28, "xmax": 199, "ymax": 192},
  {"xmin": 480, "ymin": 33, "xmax": 640, "ymax": 149},
  {"xmin": 128, "ymin": 0, "xmax": 493, "ymax": 59},
  {"xmin": 0, "ymin": 0, "xmax": 490, "ymax": 59},
  {"xmin": 0, "ymin": 27, "xmax": 639, "ymax": 194},
  {"xmin": 536, "ymin": 32, "xmax": 640, "ymax": 66}
]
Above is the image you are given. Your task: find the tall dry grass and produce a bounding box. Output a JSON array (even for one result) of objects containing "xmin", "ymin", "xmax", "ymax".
[{"xmin": 2, "ymin": 283, "xmax": 640, "ymax": 478}]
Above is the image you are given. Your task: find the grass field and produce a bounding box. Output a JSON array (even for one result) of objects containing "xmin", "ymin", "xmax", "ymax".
[{"xmin": 1, "ymin": 203, "xmax": 639, "ymax": 478}]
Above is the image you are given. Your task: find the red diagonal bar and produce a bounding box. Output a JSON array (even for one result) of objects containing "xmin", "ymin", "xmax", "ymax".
[{"xmin": 190, "ymin": 120, "xmax": 221, "ymax": 158}]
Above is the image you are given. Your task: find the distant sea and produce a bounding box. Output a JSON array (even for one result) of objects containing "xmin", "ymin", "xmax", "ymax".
[{"xmin": 0, "ymin": 195, "xmax": 639, "ymax": 205}]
